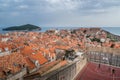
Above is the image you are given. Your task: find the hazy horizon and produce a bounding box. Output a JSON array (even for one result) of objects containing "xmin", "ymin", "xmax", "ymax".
[{"xmin": 0, "ymin": 26, "xmax": 120, "ymax": 36}]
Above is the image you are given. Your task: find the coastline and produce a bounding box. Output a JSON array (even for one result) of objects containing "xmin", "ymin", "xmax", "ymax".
[{"xmin": 0, "ymin": 27, "xmax": 120, "ymax": 36}]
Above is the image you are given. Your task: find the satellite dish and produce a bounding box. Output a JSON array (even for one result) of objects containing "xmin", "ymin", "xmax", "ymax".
[
  {"xmin": 100, "ymin": 38, "xmax": 105, "ymax": 43},
  {"xmin": 35, "ymin": 60, "xmax": 40, "ymax": 67}
]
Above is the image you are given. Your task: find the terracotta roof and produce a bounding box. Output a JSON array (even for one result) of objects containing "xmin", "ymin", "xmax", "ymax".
[
  {"xmin": 25, "ymin": 57, "xmax": 35, "ymax": 69},
  {"xmin": 29, "ymin": 53, "xmax": 48, "ymax": 65},
  {"xmin": 21, "ymin": 46, "xmax": 34, "ymax": 56},
  {"xmin": 0, "ymin": 52, "xmax": 28, "ymax": 78}
]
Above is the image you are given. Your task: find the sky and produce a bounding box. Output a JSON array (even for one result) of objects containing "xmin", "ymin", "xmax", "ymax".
[{"xmin": 0, "ymin": 0, "xmax": 120, "ymax": 27}]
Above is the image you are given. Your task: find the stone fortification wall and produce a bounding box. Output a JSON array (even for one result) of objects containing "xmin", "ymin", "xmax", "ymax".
[{"xmin": 86, "ymin": 47, "xmax": 120, "ymax": 55}]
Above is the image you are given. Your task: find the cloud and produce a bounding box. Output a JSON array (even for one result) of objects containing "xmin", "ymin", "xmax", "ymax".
[
  {"xmin": 45, "ymin": 0, "xmax": 81, "ymax": 11},
  {"xmin": 14, "ymin": 0, "xmax": 23, "ymax": 2},
  {"xmin": 0, "ymin": 0, "xmax": 120, "ymax": 27},
  {"xmin": 18, "ymin": 5, "xmax": 28, "ymax": 9}
]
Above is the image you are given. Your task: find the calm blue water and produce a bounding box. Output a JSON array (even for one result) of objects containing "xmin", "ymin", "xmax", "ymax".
[
  {"xmin": 102, "ymin": 27, "xmax": 120, "ymax": 36},
  {"xmin": 0, "ymin": 27, "xmax": 120, "ymax": 36},
  {"xmin": 0, "ymin": 27, "xmax": 80, "ymax": 34},
  {"xmin": 0, "ymin": 29, "xmax": 9, "ymax": 34}
]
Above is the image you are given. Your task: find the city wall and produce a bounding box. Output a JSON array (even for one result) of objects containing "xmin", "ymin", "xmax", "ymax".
[
  {"xmin": 24, "ymin": 58, "xmax": 87, "ymax": 80},
  {"xmin": 86, "ymin": 47, "xmax": 120, "ymax": 55},
  {"xmin": 45, "ymin": 58, "xmax": 87, "ymax": 80}
]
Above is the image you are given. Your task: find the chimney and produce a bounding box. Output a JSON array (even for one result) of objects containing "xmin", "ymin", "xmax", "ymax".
[
  {"xmin": 50, "ymin": 56, "xmax": 52, "ymax": 61},
  {"xmin": 0, "ymin": 48, "xmax": 2, "ymax": 53},
  {"xmin": 43, "ymin": 52, "xmax": 46, "ymax": 57},
  {"xmin": 48, "ymin": 52, "xmax": 50, "ymax": 57},
  {"xmin": 35, "ymin": 60, "xmax": 40, "ymax": 67},
  {"xmin": 54, "ymin": 54, "xmax": 56, "ymax": 60}
]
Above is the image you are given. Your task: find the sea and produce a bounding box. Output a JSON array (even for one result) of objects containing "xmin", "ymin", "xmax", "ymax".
[{"xmin": 0, "ymin": 27, "xmax": 120, "ymax": 36}]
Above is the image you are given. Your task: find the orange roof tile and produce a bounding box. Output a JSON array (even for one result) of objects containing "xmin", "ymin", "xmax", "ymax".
[
  {"xmin": 29, "ymin": 53, "xmax": 48, "ymax": 65},
  {"xmin": 0, "ymin": 52, "xmax": 28, "ymax": 78},
  {"xmin": 25, "ymin": 57, "xmax": 35, "ymax": 69}
]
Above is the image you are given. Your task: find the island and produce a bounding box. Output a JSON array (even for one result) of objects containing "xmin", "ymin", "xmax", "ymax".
[{"xmin": 2, "ymin": 24, "xmax": 41, "ymax": 31}]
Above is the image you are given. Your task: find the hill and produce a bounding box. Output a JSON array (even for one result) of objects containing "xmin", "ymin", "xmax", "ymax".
[
  {"xmin": 103, "ymin": 30, "xmax": 120, "ymax": 41},
  {"xmin": 72, "ymin": 27, "xmax": 120, "ymax": 42},
  {"xmin": 2, "ymin": 24, "xmax": 41, "ymax": 31}
]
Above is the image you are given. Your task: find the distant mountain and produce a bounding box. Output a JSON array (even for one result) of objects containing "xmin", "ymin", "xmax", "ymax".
[
  {"xmin": 2, "ymin": 24, "xmax": 41, "ymax": 31},
  {"xmin": 72, "ymin": 27, "xmax": 120, "ymax": 42},
  {"xmin": 86, "ymin": 28, "xmax": 120, "ymax": 41}
]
